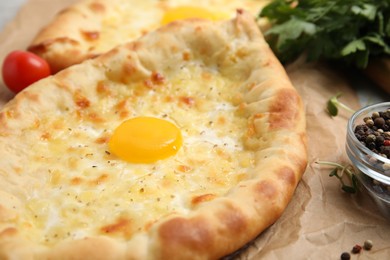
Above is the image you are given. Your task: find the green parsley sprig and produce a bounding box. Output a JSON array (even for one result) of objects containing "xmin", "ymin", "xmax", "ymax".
[{"xmin": 259, "ymin": 0, "xmax": 390, "ymax": 68}]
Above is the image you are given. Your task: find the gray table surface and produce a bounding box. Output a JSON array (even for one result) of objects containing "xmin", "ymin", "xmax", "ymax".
[{"xmin": 0, "ymin": 0, "xmax": 27, "ymax": 31}]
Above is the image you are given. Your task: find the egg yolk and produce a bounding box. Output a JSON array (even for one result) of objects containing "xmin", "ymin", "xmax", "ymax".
[
  {"xmin": 109, "ymin": 117, "xmax": 182, "ymax": 163},
  {"xmin": 161, "ymin": 6, "xmax": 230, "ymax": 25}
]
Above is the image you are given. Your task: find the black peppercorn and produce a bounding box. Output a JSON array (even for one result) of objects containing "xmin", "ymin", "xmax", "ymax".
[
  {"xmin": 384, "ymin": 110, "xmax": 390, "ymax": 119},
  {"xmin": 367, "ymin": 142, "xmax": 376, "ymax": 150},
  {"xmin": 376, "ymin": 135, "xmax": 385, "ymax": 146},
  {"xmin": 356, "ymin": 129, "xmax": 365, "ymax": 135},
  {"xmin": 380, "ymin": 146, "xmax": 390, "ymax": 157},
  {"xmin": 366, "ymin": 128, "xmax": 375, "ymax": 135},
  {"xmin": 340, "ymin": 252, "xmax": 350, "ymax": 260},
  {"xmin": 374, "ymin": 117, "xmax": 385, "ymax": 128},
  {"xmin": 355, "ymin": 125, "xmax": 364, "ymax": 132}
]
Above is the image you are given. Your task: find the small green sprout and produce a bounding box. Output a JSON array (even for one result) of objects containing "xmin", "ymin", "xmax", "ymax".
[
  {"xmin": 315, "ymin": 160, "xmax": 359, "ymax": 194},
  {"xmin": 327, "ymin": 93, "xmax": 355, "ymax": 117}
]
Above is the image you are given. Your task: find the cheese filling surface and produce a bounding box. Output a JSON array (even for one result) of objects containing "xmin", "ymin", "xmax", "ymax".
[{"xmin": 8, "ymin": 63, "xmax": 256, "ymax": 246}]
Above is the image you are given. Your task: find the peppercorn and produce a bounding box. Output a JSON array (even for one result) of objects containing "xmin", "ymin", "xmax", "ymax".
[
  {"xmin": 354, "ymin": 107, "xmax": 390, "ymax": 157},
  {"xmin": 372, "ymin": 111, "xmax": 380, "ymax": 119},
  {"xmin": 367, "ymin": 142, "xmax": 376, "ymax": 150},
  {"xmin": 355, "ymin": 130, "xmax": 365, "ymax": 141},
  {"xmin": 363, "ymin": 240, "xmax": 373, "ymax": 250},
  {"xmin": 358, "ymin": 124, "xmax": 368, "ymax": 132},
  {"xmin": 380, "ymin": 146, "xmax": 390, "ymax": 157},
  {"xmin": 366, "ymin": 119, "xmax": 374, "ymax": 127},
  {"xmin": 376, "ymin": 135, "xmax": 385, "ymax": 146},
  {"xmin": 374, "ymin": 117, "xmax": 386, "ymax": 128},
  {"xmin": 355, "ymin": 125, "xmax": 365, "ymax": 133},
  {"xmin": 352, "ymin": 244, "xmax": 362, "ymax": 254},
  {"xmin": 384, "ymin": 110, "xmax": 390, "ymax": 119},
  {"xmin": 366, "ymin": 134, "xmax": 376, "ymax": 143},
  {"xmin": 340, "ymin": 252, "xmax": 351, "ymax": 260}
]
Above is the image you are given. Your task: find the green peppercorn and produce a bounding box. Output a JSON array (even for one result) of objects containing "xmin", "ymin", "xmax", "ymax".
[
  {"xmin": 366, "ymin": 134, "xmax": 376, "ymax": 143},
  {"xmin": 364, "ymin": 240, "xmax": 373, "ymax": 250}
]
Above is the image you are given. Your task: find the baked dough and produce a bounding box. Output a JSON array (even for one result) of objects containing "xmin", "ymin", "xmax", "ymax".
[
  {"xmin": 0, "ymin": 11, "xmax": 307, "ymax": 259},
  {"xmin": 27, "ymin": 0, "xmax": 270, "ymax": 73}
]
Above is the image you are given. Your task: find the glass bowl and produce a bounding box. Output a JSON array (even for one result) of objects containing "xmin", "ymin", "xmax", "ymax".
[{"xmin": 346, "ymin": 102, "xmax": 390, "ymax": 219}]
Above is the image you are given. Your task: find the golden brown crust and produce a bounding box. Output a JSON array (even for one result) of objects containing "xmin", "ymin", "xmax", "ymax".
[
  {"xmin": 28, "ymin": 0, "xmax": 108, "ymax": 73},
  {"xmin": 0, "ymin": 11, "xmax": 306, "ymax": 259},
  {"xmin": 27, "ymin": 0, "xmax": 270, "ymax": 73}
]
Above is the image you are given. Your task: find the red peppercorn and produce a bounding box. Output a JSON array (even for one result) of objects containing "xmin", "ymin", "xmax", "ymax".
[
  {"xmin": 384, "ymin": 140, "xmax": 390, "ymax": 146},
  {"xmin": 352, "ymin": 244, "xmax": 362, "ymax": 254}
]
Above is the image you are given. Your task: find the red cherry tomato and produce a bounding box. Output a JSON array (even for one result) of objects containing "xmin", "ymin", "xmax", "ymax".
[{"xmin": 2, "ymin": 50, "xmax": 51, "ymax": 93}]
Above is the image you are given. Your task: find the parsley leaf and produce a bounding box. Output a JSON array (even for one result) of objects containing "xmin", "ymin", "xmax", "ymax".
[
  {"xmin": 266, "ymin": 18, "xmax": 316, "ymax": 48},
  {"xmin": 259, "ymin": 0, "xmax": 390, "ymax": 69}
]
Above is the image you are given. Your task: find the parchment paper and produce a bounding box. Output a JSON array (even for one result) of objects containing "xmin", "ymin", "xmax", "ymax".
[{"xmin": 0, "ymin": 1, "xmax": 389, "ymax": 259}]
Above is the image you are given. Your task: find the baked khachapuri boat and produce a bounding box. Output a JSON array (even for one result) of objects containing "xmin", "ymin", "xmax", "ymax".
[{"xmin": 0, "ymin": 10, "xmax": 307, "ymax": 260}]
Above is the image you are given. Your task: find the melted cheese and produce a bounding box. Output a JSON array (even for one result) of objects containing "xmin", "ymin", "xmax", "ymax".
[
  {"xmin": 93, "ymin": 0, "xmax": 269, "ymax": 52},
  {"xmin": 13, "ymin": 63, "xmax": 255, "ymax": 245}
]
